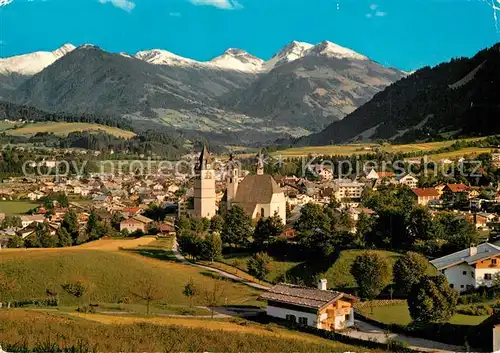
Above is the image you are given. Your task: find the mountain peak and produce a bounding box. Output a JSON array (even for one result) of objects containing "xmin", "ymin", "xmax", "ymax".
[
  {"xmin": 308, "ymin": 41, "xmax": 367, "ymax": 60},
  {"xmin": 210, "ymin": 48, "xmax": 264, "ymax": 73},
  {"xmin": 264, "ymin": 40, "xmax": 314, "ymax": 70},
  {"xmin": 52, "ymin": 44, "xmax": 76, "ymax": 57},
  {"xmin": 134, "ymin": 49, "xmax": 195, "ymax": 66}
]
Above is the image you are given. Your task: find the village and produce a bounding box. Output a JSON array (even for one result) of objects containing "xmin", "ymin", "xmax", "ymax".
[{"xmin": 1, "ymin": 145, "xmax": 500, "ymax": 351}]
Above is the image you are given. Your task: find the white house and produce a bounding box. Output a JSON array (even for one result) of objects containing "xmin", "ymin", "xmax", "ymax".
[
  {"xmin": 259, "ymin": 280, "xmax": 357, "ymax": 331},
  {"xmin": 397, "ymin": 174, "xmax": 418, "ymax": 189},
  {"xmin": 430, "ymin": 243, "xmax": 500, "ymax": 292}
]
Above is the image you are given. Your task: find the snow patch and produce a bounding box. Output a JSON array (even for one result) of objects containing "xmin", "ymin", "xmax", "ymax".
[{"xmin": 0, "ymin": 44, "xmax": 76, "ymax": 76}]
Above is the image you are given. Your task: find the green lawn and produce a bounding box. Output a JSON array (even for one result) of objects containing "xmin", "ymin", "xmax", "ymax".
[
  {"xmin": 222, "ymin": 253, "xmax": 300, "ymax": 283},
  {"xmin": 221, "ymin": 249, "xmax": 415, "ymax": 288},
  {"xmin": 359, "ymin": 302, "xmax": 489, "ymax": 326},
  {"xmin": 0, "ymin": 201, "xmax": 38, "ymax": 215}
]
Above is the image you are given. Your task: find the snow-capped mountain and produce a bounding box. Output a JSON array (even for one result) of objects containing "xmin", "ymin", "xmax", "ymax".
[
  {"xmin": 0, "ymin": 43, "xmax": 75, "ymax": 75},
  {"xmin": 209, "ymin": 48, "xmax": 265, "ymax": 73},
  {"xmin": 264, "ymin": 41, "xmax": 314, "ymax": 70},
  {"xmin": 134, "ymin": 49, "xmax": 197, "ymax": 67},
  {"xmin": 307, "ymin": 40, "xmax": 368, "ymax": 60}
]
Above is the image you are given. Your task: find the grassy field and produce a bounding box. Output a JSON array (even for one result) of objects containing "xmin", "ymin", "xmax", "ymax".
[
  {"xmin": 271, "ymin": 138, "xmax": 487, "ymax": 158},
  {"xmin": 221, "ymin": 250, "xmax": 411, "ymax": 288},
  {"xmin": 0, "ymin": 310, "xmax": 384, "ymax": 353},
  {"xmin": 6, "ymin": 122, "xmax": 136, "ymax": 139},
  {"xmin": 0, "ymin": 201, "xmax": 38, "ymax": 215},
  {"xmin": 425, "ymin": 147, "xmax": 494, "ymax": 161},
  {"xmin": 0, "ymin": 237, "xmax": 262, "ymax": 309},
  {"xmin": 359, "ymin": 302, "xmax": 489, "ymax": 326}
]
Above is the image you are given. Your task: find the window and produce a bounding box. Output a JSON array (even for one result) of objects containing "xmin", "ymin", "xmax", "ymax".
[
  {"xmin": 493, "ymin": 259, "xmax": 498, "ymax": 265},
  {"xmin": 286, "ymin": 314, "xmax": 296, "ymax": 323},
  {"xmin": 449, "ymin": 284, "xmax": 454, "ymax": 289},
  {"xmin": 462, "ymin": 271, "xmax": 467, "ymax": 275},
  {"xmin": 298, "ymin": 317, "xmax": 308, "ymax": 326},
  {"xmin": 460, "ymin": 285, "xmax": 464, "ymax": 289},
  {"xmin": 261, "ymin": 208, "xmax": 265, "ymax": 218},
  {"xmin": 485, "ymin": 273, "xmax": 493, "ymax": 280}
]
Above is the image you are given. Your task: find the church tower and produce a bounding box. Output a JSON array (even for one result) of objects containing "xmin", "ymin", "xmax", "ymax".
[
  {"xmin": 257, "ymin": 150, "xmax": 264, "ymax": 175},
  {"xmin": 194, "ymin": 143, "xmax": 217, "ymax": 219},
  {"xmin": 226, "ymin": 154, "xmax": 239, "ymax": 210}
]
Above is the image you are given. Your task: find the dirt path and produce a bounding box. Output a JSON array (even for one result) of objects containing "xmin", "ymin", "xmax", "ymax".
[{"xmin": 172, "ymin": 238, "xmax": 270, "ymax": 291}]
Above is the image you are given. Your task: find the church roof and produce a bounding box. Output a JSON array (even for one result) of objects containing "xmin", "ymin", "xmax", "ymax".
[
  {"xmin": 197, "ymin": 143, "xmax": 212, "ymax": 171},
  {"xmin": 232, "ymin": 175, "xmax": 283, "ymax": 213}
]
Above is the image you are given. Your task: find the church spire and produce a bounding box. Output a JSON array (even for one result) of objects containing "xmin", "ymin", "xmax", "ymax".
[
  {"xmin": 257, "ymin": 150, "xmax": 264, "ymax": 175},
  {"xmin": 197, "ymin": 143, "xmax": 212, "ymax": 171}
]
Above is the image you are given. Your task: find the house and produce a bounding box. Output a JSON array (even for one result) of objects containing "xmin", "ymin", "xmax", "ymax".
[
  {"xmin": 430, "ymin": 243, "xmax": 500, "ymax": 292},
  {"xmin": 158, "ymin": 221, "xmax": 176, "ymax": 235},
  {"xmin": 259, "ymin": 280, "xmax": 358, "ymax": 330},
  {"xmin": 20, "ymin": 215, "xmax": 45, "ymax": 228},
  {"xmin": 397, "ymin": 174, "xmax": 418, "ymax": 189},
  {"xmin": 333, "ymin": 179, "xmax": 365, "ymax": 202},
  {"xmin": 365, "ymin": 170, "xmax": 395, "ymax": 181},
  {"xmin": 119, "ymin": 215, "xmax": 153, "ymax": 233},
  {"xmin": 442, "ymin": 184, "xmax": 469, "ymax": 201},
  {"xmin": 412, "ymin": 188, "xmax": 441, "ymax": 206},
  {"xmin": 27, "ymin": 191, "xmax": 45, "ymax": 201}
]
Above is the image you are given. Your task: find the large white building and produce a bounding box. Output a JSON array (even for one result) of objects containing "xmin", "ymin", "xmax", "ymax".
[
  {"xmin": 193, "ymin": 144, "xmax": 217, "ymax": 219},
  {"xmin": 225, "ymin": 154, "xmax": 286, "ymax": 223},
  {"xmin": 430, "ymin": 243, "xmax": 500, "ymax": 292}
]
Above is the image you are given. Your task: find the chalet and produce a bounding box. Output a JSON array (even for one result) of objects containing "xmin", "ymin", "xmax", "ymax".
[
  {"xmin": 119, "ymin": 215, "xmax": 153, "ymax": 233},
  {"xmin": 443, "ymin": 184, "xmax": 469, "ymax": 201},
  {"xmin": 259, "ymin": 280, "xmax": 357, "ymax": 331},
  {"xmin": 397, "ymin": 174, "xmax": 418, "ymax": 189},
  {"xmin": 412, "ymin": 188, "xmax": 441, "ymax": 206},
  {"xmin": 158, "ymin": 221, "xmax": 176, "ymax": 235},
  {"xmin": 365, "ymin": 170, "xmax": 395, "ymax": 181},
  {"xmin": 20, "ymin": 215, "xmax": 45, "ymax": 228},
  {"xmin": 431, "ymin": 243, "xmax": 500, "ymax": 292}
]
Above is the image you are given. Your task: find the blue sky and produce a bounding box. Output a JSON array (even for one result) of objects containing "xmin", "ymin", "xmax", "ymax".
[{"xmin": 0, "ymin": 0, "xmax": 498, "ymax": 71}]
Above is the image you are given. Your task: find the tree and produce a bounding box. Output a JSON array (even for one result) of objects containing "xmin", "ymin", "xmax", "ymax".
[
  {"xmin": 1, "ymin": 216, "xmax": 21, "ymax": 229},
  {"xmin": 62, "ymin": 278, "xmax": 94, "ymax": 307},
  {"xmin": 353, "ymin": 212, "xmax": 375, "ymax": 248},
  {"xmin": 210, "ymin": 215, "xmax": 224, "ymax": 233},
  {"xmin": 393, "ymin": 252, "xmax": 431, "ymax": 295},
  {"xmin": 183, "ymin": 278, "xmax": 199, "ymax": 307},
  {"xmin": 7, "ymin": 234, "xmax": 24, "ymax": 248},
  {"xmin": 408, "ymin": 275, "xmax": 458, "ymax": 324},
  {"xmin": 62, "ymin": 210, "xmax": 79, "ymax": 244},
  {"xmin": 0, "ymin": 273, "xmax": 17, "ymax": 308},
  {"xmin": 204, "ymin": 280, "xmax": 226, "ymax": 318},
  {"xmin": 131, "ymin": 274, "xmax": 166, "ymax": 315},
  {"xmin": 294, "ymin": 203, "xmax": 330, "ymax": 234},
  {"xmin": 351, "ymin": 252, "xmax": 391, "ymax": 306},
  {"xmin": 178, "ymin": 232, "xmax": 204, "ymax": 260},
  {"xmin": 247, "ymin": 252, "xmax": 272, "ymax": 280},
  {"xmin": 201, "ymin": 232, "xmax": 222, "ymax": 262},
  {"xmin": 222, "ymin": 205, "xmax": 253, "ymax": 246},
  {"xmin": 56, "ymin": 227, "xmax": 73, "ymax": 247},
  {"xmin": 87, "ymin": 212, "xmax": 102, "ymax": 240},
  {"xmin": 111, "ymin": 212, "xmax": 124, "ymax": 230},
  {"xmin": 253, "ymin": 214, "xmax": 284, "ymax": 249}
]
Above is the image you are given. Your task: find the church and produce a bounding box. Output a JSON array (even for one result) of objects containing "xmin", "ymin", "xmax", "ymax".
[
  {"xmin": 193, "ymin": 146, "xmax": 286, "ymax": 224},
  {"xmin": 225, "ymin": 152, "xmax": 287, "ymax": 224}
]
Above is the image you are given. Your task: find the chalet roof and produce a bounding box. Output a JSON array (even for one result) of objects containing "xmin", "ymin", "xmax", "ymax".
[
  {"xmin": 430, "ymin": 242, "xmax": 500, "ymax": 270},
  {"xmin": 132, "ymin": 214, "xmax": 154, "ymax": 224},
  {"xmin": 445, "ymin": 184, "xmax": 468, "ymax": 193},
  {"xmin": 259, "ymin": 283, "xmax": 357, "ymax": 310},
  {"xmin": 412, "ymin": 188, "xmax": 440, "ymax": 198}
]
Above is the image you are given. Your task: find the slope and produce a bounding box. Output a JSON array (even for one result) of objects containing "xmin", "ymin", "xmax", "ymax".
[{"xmin": 299, "ymin": 43, "xmax": 500, "ymax": 145}]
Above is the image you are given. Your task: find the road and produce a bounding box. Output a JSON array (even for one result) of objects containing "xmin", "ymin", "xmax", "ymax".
[{"xmin": 343, "ymin": 320, "xmax": 465, "ymax": 353}]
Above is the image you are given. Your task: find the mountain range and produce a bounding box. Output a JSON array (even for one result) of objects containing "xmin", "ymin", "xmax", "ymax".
[
  {"xmin": 298, "ymin": 43, "xmax": 500, "ymax": 146},
  {"xmin": 0, "ymin": 41, "xmax": 405, "ymax": 145}
]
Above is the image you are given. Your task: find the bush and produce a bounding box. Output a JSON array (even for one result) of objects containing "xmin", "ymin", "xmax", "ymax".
[
  {"xmin": 11, "ymin": 298, "xmax": 58, "ymax": 308},
  {"xmin": 387, "ymin": 338, "xmax": 409, "ymax": 352},
  {"xmin": 456, "ymin": 304, "xmax": 494, "ymax": 316}
]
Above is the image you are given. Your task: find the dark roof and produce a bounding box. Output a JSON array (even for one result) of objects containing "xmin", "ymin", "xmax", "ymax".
[
  {"xmin": 197, "ymin": 143, "xmax": 212, "ymax": 171},
  {"xmin": 232, "ymin": 175, "xmax": 283, "ymax": 214},
  {"xmin": 259, "ymin": 283, "xmax": 357, "ymax": 310}
]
